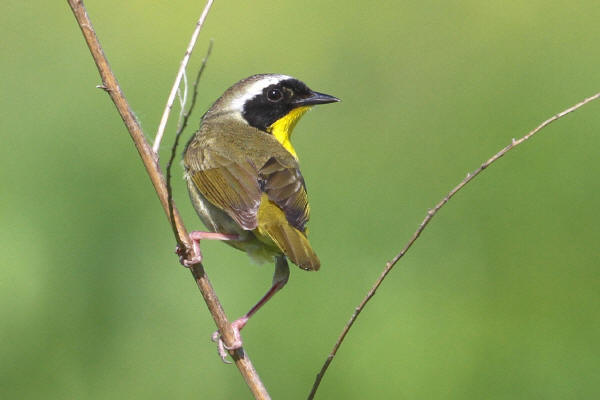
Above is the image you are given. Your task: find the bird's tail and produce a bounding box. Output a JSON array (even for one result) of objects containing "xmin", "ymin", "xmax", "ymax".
[
  {"xmin": 256, "ymin": 198, "xmax": 320, "ymax": 271},
  {"xmin": 264, "ymin": 222, "xmax": 320, "ymax": 271}
]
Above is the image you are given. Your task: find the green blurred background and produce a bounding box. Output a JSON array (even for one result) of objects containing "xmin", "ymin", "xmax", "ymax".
[{"xmin": 2, "ymin": 1, "xmax": 600, "ymax": 398}]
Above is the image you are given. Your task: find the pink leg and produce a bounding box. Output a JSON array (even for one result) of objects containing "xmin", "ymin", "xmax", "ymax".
[
  {"xmin": 213, "ymin": 256, "xmax": 290, "ymax": 362},
  {"xmin": 177, "ymin": 231, "xmax": 238, "ymax": 267}
]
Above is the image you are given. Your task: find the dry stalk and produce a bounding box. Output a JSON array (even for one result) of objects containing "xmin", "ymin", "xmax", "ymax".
[{"xmin": 66, "ymin": 1, "xmax": 270, "ymax": 398}]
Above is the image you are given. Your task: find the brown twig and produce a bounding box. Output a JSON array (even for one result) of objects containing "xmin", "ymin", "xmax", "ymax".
[
  {"xmin": 307, "ymin": 92, "xmax": 600, "ymax": 399},
  {"xmin": 66, "ymin": 1, "xmax": 271, "ymax": 399},
  {"xmin": 153, "ymin": 0, "xmax": 214, "ymax": 153}
]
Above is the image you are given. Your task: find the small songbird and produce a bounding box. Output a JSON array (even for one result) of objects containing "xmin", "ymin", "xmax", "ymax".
[{"xmin": 182, "ymin": 74, "xmax": 339, "ymax": 354}]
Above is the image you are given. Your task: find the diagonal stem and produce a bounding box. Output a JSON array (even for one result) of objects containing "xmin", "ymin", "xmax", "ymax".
[
  {"xmin": 152, "ymin": 0, "xmax": 214, "ymax": 153},
  {"xmin": 66, "ymin": 1, "xmax": 270, "ymax": 399},
  {"xmin": 307, "ymin": 91, "xmax": 600, "ymax": 399}
]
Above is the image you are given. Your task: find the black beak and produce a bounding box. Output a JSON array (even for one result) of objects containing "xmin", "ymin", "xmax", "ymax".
[{"xmin": 294, "ymin": 91, "xmax": 340, "ymax": 107}]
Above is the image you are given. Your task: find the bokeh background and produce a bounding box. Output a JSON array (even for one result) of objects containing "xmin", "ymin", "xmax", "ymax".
[{"xmin": 2, "ymin": 1, "xmax": 600, "ymax": 398}]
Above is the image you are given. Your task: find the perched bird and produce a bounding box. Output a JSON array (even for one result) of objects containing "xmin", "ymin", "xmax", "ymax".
[{"xmin": 182, "ymin": 74, "xmax": 339, "ymax": 354}]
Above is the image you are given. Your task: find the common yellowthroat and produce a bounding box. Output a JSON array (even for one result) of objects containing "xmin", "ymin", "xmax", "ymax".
[{"xmin": 182, "ymin": 74, "xmax": 339, "ymax": 352}]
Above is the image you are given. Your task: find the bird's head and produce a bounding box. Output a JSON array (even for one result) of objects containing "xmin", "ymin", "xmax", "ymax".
[{"xmin": 208, "ymin": 74, "xmax": 339, "ymax": 158}]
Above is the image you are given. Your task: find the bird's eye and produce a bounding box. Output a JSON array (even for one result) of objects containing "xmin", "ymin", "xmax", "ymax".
[{"xmin": 267, "ymin": 88, "xmax": 283, "ymax": 102}]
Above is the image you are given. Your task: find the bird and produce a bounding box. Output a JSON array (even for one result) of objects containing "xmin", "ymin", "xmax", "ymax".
[{"xmin": 181, "ymin": 74, "xmax": 339, "ymax": 357}]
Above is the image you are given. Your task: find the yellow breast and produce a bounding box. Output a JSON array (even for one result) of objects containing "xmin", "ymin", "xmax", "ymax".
[{"xmin": 267, "ymin": 106, "xmax": 311, "ymax": 159}]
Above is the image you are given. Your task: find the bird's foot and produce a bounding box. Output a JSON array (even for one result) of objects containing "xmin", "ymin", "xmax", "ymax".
[
  {"xmin": 176, "ymin": 231, "xmax": 239, "ymax": 267},
  {"xmin": 175, "ymin": 242, "xmax": 203, "ymax": 267},
  {"xmin": 211, "ymin": 316, "xmax": 249, "ymax": 363},
  {"xmin": 189, "ymin": 231, "xmax": 239, "ymax": 242}
]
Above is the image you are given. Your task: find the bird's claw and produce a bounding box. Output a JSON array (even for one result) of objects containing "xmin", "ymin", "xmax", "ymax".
[
  {"xmin": 211, "ymin": 331, "xmax": 233, "ymax": 364},
  {"xmin": 182, "ymin": 255, "xmax": 202, "ymax": 267},
  {"xmin": 211, "ymin": 320, "xmax": 246, "ymax": 363},
  {"xmin": 175, "ymin": 243, "xmax": 202, "ymax": 267},
  {"xmin": 176, "ymin": 232, "xmax": 238, "ymax": 267}
]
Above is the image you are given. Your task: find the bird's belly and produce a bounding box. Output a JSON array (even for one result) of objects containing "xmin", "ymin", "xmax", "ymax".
[{"xmin": 186, "ymin": 178, "xmax": 279, "ymax": 264}]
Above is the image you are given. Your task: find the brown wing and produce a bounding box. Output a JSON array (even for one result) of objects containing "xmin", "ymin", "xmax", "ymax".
[
  {"xmin": 187, "ymin": 151, "xmax": 262, "ymax": 230},
  {"xmin": 186, "ymin": 149, "xmax": 310, "ymax": 233},
  {"xmin": 185, "ymin": 134, "xmax": 317, "ymax": 268},
  {"xmin": 259, "ymin": 157, "xmax": 310, "ymax": 233}
]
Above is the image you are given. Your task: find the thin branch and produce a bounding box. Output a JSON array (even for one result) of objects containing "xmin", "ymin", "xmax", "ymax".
[
  {"xmin": 66, "ymin": 2, "xmax": 271, "ymax": 399},
  {"xmin": 167, "ymin": 40, "xmax": 213, "ymax": 253},
  {"xmin": 307, "ymin": 92, "xmax": 600, "ymax": 399},
  {"xmin": 176, "ymin": 70, "xmax": 188, "ymax": 126},
  {"xmin": 152, "ymin": 0, "xmax": 214, "ymax": 153}
]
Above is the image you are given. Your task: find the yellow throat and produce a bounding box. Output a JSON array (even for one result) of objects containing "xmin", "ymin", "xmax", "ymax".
[{"xmin": 267, "ymin": 106, "xmax": 310, "ymax": 159}]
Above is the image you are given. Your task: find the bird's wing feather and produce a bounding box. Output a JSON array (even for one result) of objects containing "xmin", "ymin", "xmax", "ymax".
[
  {"xmin": 188, "ymin": 151, "xmax": 262, "ymax": 230},
  {"xmin": 256, "ymin": 193, "xmax": 319, "ymax": 270},
  {"xmin": 186, "ymin": 147, "xmax": 310, "ymax": 233},
  {"xmin": 185, "ymin": 127, "xmax": 318, "ymax": 268},
  {"xmin": 259, "ymin": 157, "xmax": 310, "ymax": 233}
]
